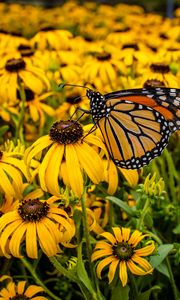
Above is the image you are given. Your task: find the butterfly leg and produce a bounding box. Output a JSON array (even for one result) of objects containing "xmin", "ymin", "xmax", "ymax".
[
  {"xmin": 69, "ymin": 107, "xmax": 91, "ymax": 122},
  {"xmin": 81, "ymin": 124, "xmax": 98, "ymax": 142}
]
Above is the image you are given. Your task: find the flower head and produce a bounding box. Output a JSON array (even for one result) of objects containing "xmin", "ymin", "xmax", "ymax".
[
  {"xmin": 0, "ymin": 278, "xmax": 48, "ymax": 300},
  {"xmin": 92, "ymin": 227, "xmax": 155, "ymax": 286},
  {"xmin": 24, "ymin": 121, "xmax": 106, "ymax": 198},
  {"xmin": 0, "ymin": 196, "xmax": 75, "ymax": 258}
]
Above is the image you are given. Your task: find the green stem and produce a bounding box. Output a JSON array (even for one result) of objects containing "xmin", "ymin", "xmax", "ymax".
[
  {"xmin": 129, "ymin": 273, "xmax": 139, "ymax": 299},
  {"xmin": 136, "ymin": 197, "xmax": 150, "ymax": 230},
  {"xmin": 49, "ymin": 256, "xmax": 78, "ymax": 283},
  {"xmin": 165, "ymin": 257, "xmax": 179, "ymax": 300},
  {"xmin": 16, "ymin": 78, "xmax": 26, "ymax": 144},
  {"xmin": 21, "ymin": 257, "xmax": 61, "ymax": 300},
  {"xmin": 81, "ymin": 189, "xmax": 103, "ymax": 300}
]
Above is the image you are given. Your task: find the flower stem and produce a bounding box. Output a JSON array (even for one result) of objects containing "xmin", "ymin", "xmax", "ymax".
[
  {"xmin": 136, "ymin": 197, "xmax": 150, "ymax": 230},
  {"xmin": 21, "ymin": 257, "xmax": 61, "ymax": 300},
  {"xmin": 49, "ymin": 256, "xmax": 78, "ymax": 282},
  {"xmin": 81, "ymin": 188, "xmax": 103, "ymax": 300},
  {"xmin": 165, "ymin": 257, "xmax": 179, "ymax": 300}
]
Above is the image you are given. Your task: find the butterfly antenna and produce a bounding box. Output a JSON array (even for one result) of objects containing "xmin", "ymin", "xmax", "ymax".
[{"xmin": 59, "ymin": 83, "xmax": 88, "ymax": 90}]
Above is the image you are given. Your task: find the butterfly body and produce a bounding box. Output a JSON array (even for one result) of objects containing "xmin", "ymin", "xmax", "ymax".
[{"xmin": 86, "ymin": 87, "xmax": 180, "ymax": 169}]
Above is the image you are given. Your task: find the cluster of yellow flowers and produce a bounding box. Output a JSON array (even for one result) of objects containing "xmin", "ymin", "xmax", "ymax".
[{"xmin": 0, "ymin": 1, "xmax": 179, "ymax": 298}]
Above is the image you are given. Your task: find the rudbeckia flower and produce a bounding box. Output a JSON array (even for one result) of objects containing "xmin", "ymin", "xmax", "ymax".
[
  {"xmin": 140, "ymin": 62, "xmax": 179, "ymax": 88},
  {"xmin": 24, "ymin": 121, "xmax": 106, "ymax": 198},
  {"xmin": 0, "ymin": 196, "xmax": 75, "ymax": 258},
  {"xmin": 17, "ymin": 88, "xmax": 55, "ymax": 128},
  {"xmin": 30, "ymin": 29, "xmax": 73, "ymax": 50},
  {"xmin": 0, "ymin": 57, "xmax": 50, "ymax": 103},
  {"xmin": 0, "ymin": 279, "xmax": 48, "ymax": 300},
  {"xmin": 92, "ymin": 227, "xmax": 155, "ymax": 287}
]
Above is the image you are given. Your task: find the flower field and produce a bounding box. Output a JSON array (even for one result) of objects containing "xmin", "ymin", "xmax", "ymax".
[{"xmin": 0, "ymin": 1, "xmax": 180, "ymax": 300}]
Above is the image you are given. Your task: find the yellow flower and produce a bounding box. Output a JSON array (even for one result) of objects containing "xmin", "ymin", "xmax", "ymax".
[
  {"xmin": 0, "ymin": 279, "xmax": 48, "ymax": 300},
  {"xmin": 30, "ymin": 29, "xmax": 73, "ymax": 50},
  {"xmin": 140, "ymin": 62, "xmax": 179, "ymax": 88},
  {"xmin": 55, "ymin": 89, "xmax": 90, "ymax": 121},
  {"xmin": 0, "ymin": 196, "xmax": 75, "ymax": 258},
  {"xmin": 92, "ymin": 227, "xmax": 155, "ymax": 287},
  {"xmin": 0, "ymin": 57, "xmax": 50, "ymax": 103},
  {"xmin": 17, "ymin": 88, "xmax": 55, "ymax": 128},
  {"xmin": 24, "ymin": 121, "xmax": 106, "ymax": 198}
]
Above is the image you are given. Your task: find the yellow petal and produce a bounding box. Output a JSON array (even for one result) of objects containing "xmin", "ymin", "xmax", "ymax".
[
  {"xmin": 134, "ymin": 243, "xmax": 155, "ymax": 257},
  {"xmin": 119, "ymin": 168, "xmax": 139, "ymax": 187},
  {"xmin": 96, "ymin": 256, "xmax": 115, "ymax": 279},
  {"xmin": 119, "ymin": 260, "xmax": 128, "ymax": 287},
  {"xmin": 94, "ymin": 241, "xmax": 112, "ymax": 250},
  {"xmin": 9, "ymin": 223, "xmax": 27, "ymax": 257},
  {"xmin": 19, "ymin": 70, "xmax": 43, "ymax": 94},
  {"xmin": 132, "ymin": 254, "xmax": 153, "ymax": 272},
  {"xmin": 108, "ymin": 259, "xmax": 119, "ymax": 283},
  {"xmin": 65, "ymin": 144, "xmax": 83, "ymax": 198},
  {"xmin": 128, "ymin": 230, "xmax": 148, "ymax": 247},
  {"xmin": 37, "ymin": 221, "xmax": 59, "ymax": 257},
  {"xmin": 127, "ymin": 260, "xmax": 153, "ymax": 275},
  {"xmin": 121, "ymin": 227, "xmax": 131, "ymax": 242},
  {"xmin": 0, "ymin": 167, "xmax": 15, "ymax": 197},
  {"xmin": 112, "ymin": 227, "xmax": 122, "ymax": 242},
  {"xmin": 26, "ymin": 223, "xmax": 38, "ymax": 259},
  {"xmin": 91, "ymin": 249, "xmax": 112, "ymax": 262},
  {"xmin": 100, "ymin": 232, "xmax": 117, "ymax": 244},
  {"xmin": 29, "ymin": 104, "xmax": 39, "ymax": 122},
  {"xmin": 25, "ymin": 285, "xmax": 44, "ymax": 297},
  {"xmin": 45, "ymin": 144, "xmax": 64, "ymax": 196},
  {"xmin": 17, "ymin": 281, "xmax": 26, "ymax": 295}
]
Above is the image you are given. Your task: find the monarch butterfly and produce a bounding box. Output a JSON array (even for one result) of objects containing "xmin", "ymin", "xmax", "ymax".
[{"xmin": 60, "ymin": 84, "xmax": 180, "ymax": 169}]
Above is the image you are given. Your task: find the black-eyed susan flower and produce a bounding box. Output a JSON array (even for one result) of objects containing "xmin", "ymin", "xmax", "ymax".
[
  {"xmin": 17, "ymin": 88, "xmax": 55, "ymax": 128},
  {"xmin": 0, "ymin": 195, "xmax": 75, "ymax": 258},
  {"xmin": 24, "ymin": 122, "xmax": 106, "ymax": 198},
  {"xmin": 30, "ymin": 29, "xmax": 73, "ymax": 50},
  {"xmin": 0, "ymin": 279, "xmax": 48, "ymax": 300},
  {"xmin": 0, "ymin": 57, "xmax": 50, "ymax": 103},
  {"xmin": 140, "ymin": 62, "xmax": 179, "ymax": 88},
  {"xmin": 91, "ymin": 227, "xmax": 155, "ymax": 286}
]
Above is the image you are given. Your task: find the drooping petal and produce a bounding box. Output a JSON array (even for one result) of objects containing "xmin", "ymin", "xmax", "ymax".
[
  {"xmin": 127, "ymin": 260, "xmax": 153, "ymax": 275},
  {"xmin": 108, "ymin": 259, "xmax": 119, "ymax": 283},
  {"xmin": 75, "ymin": 142, "xmax": 104, "ymax": 183},
  {"xmin": 44, "ymin": 144, "xmax": 64, "ymax": 196},
  {"xmin": 119, "ymin": 260, "xmax": 128, "ymax": 287},
  {"xmin": 36, "ymin": 221, "xmax": 59, "ymax": 256},
  {"xmin": 0, "ymin": 167, "xmax": 16, "ymax": 197},
  {"xmin": 9, "ymin": 222, "xmax": 27, "ymax": 257},
  {"xmin": 119, "ymin": 169, "xmax": 139, "ymax": 187},
  {"xmin": 26, "ymin": 223, "xmax": 38, "ymax": 259},
  {"xmin": 131, "ymin": 254, "xmax": 153, "ymax": 272},
  {"xmin": 65, "ymin": 144, "xmax": 83, "ymax": 197},
  {"xmin": 96, "ymin": 256, "xmax": 115, "ymax": 279}
]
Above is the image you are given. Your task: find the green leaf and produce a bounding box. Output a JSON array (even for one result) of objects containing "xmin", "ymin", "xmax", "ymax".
[
  {"xmin": 173, "ymin": 224, "xmax": 180, "ymax": 234},
  {"xmin": 76, "ymin": 243, "xmax": 95, "ymax": 295},
  {"xmin": 111, "ymin": 284, "xmax": 130, "ymax": 300},
  {"xmin": 106, "ymin": 196, "xmax": 135, "ymax": 216},
  {"xmin": 144, "ymin": 212, "xmax": 153, "ymax": 228},
  {"xmin": 137, "ymin": 286, "xmax": 161, "ymax": 300},
  {"xmin": 155, "ymin": 261, "xmax": 170, "ymax": 278},
  {"xmin": 150, "ymin": 244, "xmax": 174, "ymax": 268}
]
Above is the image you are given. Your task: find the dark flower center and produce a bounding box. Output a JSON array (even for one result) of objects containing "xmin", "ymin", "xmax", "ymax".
[
  {"xmin": 0, "ymin": 151, "xmax": 3, "ymax": 160},
  {"xmin": 40, "ymin": 26, "xmax": 56, "ymax": 31},
  {"xmin": 17, "ymin": 88, "xmax": 35, "ymax": 101},
  {"xmin": 143, "ymin": 79, "xmax": 165, "ymax": 88},
  {"xmin": 95, "ymin": 52, "xmax": 111, "ymax": 61},
  {"xmin": 0, "ymin": 211, "xmax": 4, "ymax": 217},
  {"xmin": 49, "ymin": 120, "xmax": 83, "ymax": 144},
  {"xmin": 114, "ymin": 27, "xmax": 130, "ymax": 33},
  {"xmin": 122, "ymin": 43, "xmax": 139, "ymax": 50},
  {"xmin": 18, "ymin": 199, "xmax": 50, "ymax": 222},
  {"xmin": 150, "ymin": 63, "xmax": 170, "ymax": 74},
  {"xmin": 113, "ymin": 242, "xmax": 134, "ymax": 260},
  {"xmin": 18, "ymin": 44, "xmax": 35, "ymax": 57},
  {"xmin": 66, "ymin": 94, "xmax": 82, "ymax": 104},
  {"xmin": 10, "ymin": 294, "xmax": 30, "ymax": 300},
  {"xmin": 5, "ymin": 58, "xmax": 26, "ymax": 72}
]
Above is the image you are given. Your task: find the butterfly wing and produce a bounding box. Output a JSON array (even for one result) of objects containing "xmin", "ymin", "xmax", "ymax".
[{"xmin": 97, "ymin": 88, "xmax": 180, "ymax": 169}]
